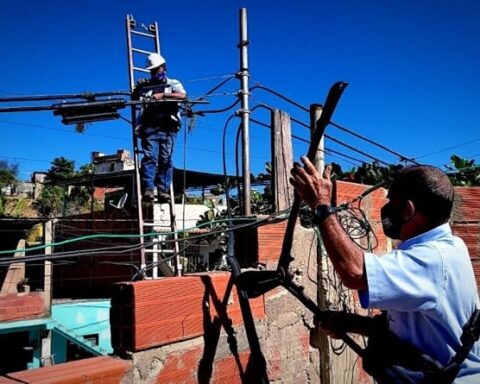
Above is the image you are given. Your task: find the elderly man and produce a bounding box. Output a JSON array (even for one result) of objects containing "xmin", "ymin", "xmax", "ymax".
[
  {"xmin": 290, "ymin": 158, "xmax": 480, "ymax": 383},
  {"xmin": 133, "ymin": 53, "xmax": 186, "ymax": 202}
]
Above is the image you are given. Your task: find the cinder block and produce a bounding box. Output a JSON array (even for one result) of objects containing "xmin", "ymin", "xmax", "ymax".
[
  {"xmin": 6, "ymin": 356, "xmax": 130, "ymax": 384},
  {"xmin": 111, "ymin": 273, "xmax": 265, "ymax": 352}
]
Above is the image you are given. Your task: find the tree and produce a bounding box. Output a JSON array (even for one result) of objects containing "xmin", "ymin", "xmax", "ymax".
[
  {"xmin": 0, "ymin": 160, "xmax": 18, "ymax": 189},
  {"xmin": 36, "ymin": 185, "xmax": 65, "ymax": 216},
  {"xmin": 46, "ymin": 157, "xmax": 75, "ymax": 183},
  {"xmin": 78, "ymin": 163, "xmax": 93, "ymax": 176},
  {"xmin": 446, "ymin": 155, "xmax": 480, "ymax": 186},
  {"xmin": 0, "ymin": 160, "xmax": 19, "ymax": 216}
]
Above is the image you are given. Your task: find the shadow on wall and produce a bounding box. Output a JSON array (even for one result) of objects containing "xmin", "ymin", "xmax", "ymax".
[{"xmin": 198, "ymin": 273, "xmax": 269, "ymax": 384}]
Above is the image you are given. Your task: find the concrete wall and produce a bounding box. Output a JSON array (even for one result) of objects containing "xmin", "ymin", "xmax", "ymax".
[{"xmin": 51, "ymin": 300, "xmax": 112, "ymax": 363}]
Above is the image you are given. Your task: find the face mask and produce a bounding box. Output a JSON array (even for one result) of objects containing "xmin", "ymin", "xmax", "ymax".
[
  {"xmin": 152, "ymin": 72, "xmax": 166, "ymax": 81},
  {"xmin": 381, "ymin": 202, "xmax": 404, "ymax": 239}
]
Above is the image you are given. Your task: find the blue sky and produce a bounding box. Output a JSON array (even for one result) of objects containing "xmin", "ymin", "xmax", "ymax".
[{"xmin": 1, "ymin": 0, "xmax": 479, "ymax": 181}]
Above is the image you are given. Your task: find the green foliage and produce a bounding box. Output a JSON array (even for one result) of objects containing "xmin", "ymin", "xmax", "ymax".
[
  {"xmin": 35, "ymin": 185, "xmax": 65, "ymax": 216},
  {"xmin": 0, "ymin": 160, "xmax": 18, "ymax": 189},
  {"xmin": 330, "ymin": 161, "xmax": 403, "ymax": 186},
  {"xmin": 46, "ymin": 157, "xmax": 75, "ymax": 183},
  {"xmin": 77, "ymin": 163, "xmax": 94, "ymax": 176},
  {"xmin": 196, "ymin": 199, "xmax": 229, "ymax": 270},
  {"xmin": 446, "ymin": 155, "xmax": 480, "ymax": 186},
  {"xmin": 0, "ymin": 160, "xmax": 19, "ymax": 217}
]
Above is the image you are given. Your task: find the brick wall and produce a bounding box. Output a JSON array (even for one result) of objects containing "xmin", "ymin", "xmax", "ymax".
[
  {"xmin": 0, "ymin": 356, "xmax": 130, "ymax": 384},
  {"xmin": 452, "ymin": 187, "xmax": 480, "ymax": 284},
  {"xmin": 0, "ymin": 292, "xmax": 47, "ymax": 322}
]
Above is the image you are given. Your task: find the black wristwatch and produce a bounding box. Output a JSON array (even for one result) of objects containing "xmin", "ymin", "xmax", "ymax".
[{"xmin": 312, "ymin": 205, "xmax": 336, "ymax": 225}]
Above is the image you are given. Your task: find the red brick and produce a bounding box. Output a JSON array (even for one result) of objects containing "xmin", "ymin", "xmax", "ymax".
[
  {"xmin": 7, "ymin": 356, "xmax": 130, "ymax": 384},
  {"xmin": 156, "ymin": 347, "xmax": 202, "ymax": 383},
  {"xmin": 111, "ymin": 273, "xmax": 265, "ymax": 352},
  {"xmin": 212, "ymin": 351, "xmax": 250, "ymax": 384}
]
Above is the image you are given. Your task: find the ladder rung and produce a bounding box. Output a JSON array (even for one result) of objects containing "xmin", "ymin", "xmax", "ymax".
[
  {"xmin": 131, "ymin": 30, "xmax": 156, "ymax": 38},
  {"xmin": 133, "ymin": 67, "xmax": 150, "ymax": 73},
  {"xmin": 132, "ymin": 47, "xmax": 154, "ymax": 55}
]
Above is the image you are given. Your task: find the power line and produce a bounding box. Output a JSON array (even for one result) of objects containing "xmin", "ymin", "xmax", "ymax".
[
  {"xmin": 249, "ymin": 81, "xmax": 415, "ymax": 164},
  {"xmin": 0, "ymin": 118, "xmax": 130, "ymax": 142},
  {"xmin": 413, "ymin": 137, "xmax": 480, "ymax": 161}
]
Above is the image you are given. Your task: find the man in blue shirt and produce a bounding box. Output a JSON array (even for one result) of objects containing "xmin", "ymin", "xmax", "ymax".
[
  {"xmin": 290, "ymin": 159, "xmax": 480, "ymax": 383},
  {"xmin": 133, "ymin": 53, "xmax": 186, "ymax": 202}
]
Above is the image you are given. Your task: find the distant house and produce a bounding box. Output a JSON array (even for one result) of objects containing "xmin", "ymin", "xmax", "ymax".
[
  {"xmin": 14, "ymin": 182, "xmax": 34, "ymax": 198},
  {"xmin": 32, "ymin": 172, "xmax": 47, "ymax": 200},
  {"xmin": 92, "ymin": 149, "xmax": 134, "ymax": 174}
]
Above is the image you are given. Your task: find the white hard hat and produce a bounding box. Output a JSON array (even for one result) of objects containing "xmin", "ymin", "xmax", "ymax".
[{"xmin": 145, "ymin": 53, "xmax": 166, "ymax": 70}]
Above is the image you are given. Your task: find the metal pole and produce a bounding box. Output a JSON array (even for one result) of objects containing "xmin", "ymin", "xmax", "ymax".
[
  {"xmin": 239, "ymin": 8, "xmax": 251, "ymax": 216},
  {"xmin": 126, "ymin": 14, "xmax": 146, "ymax": 270}
]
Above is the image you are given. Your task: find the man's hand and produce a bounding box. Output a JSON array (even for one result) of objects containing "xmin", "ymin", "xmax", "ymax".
[
  {"xmin": 136, "ymin": 78, "xmax": 148, "ymax": 87},
  {"xmin": 320, "ymin": 311, "xmax": 349, "ymax": 339},
  {"xmin": 290, "ymin": 156, "xmax": 333, "ymax": 209}
]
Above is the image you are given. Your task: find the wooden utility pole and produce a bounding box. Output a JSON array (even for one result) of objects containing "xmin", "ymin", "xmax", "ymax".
[
  {"xmin": 271, "ymin": 109, "xmax": 294, "ymax": 212},
  {"xmin": 239, "ymin": 8, "xmax": 251, "ymax": 215}
]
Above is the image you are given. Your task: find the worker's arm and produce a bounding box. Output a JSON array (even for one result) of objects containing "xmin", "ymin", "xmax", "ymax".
[
  {"xmin": 151, "ymin": 91, "xmax": 186, "ymax": 100},
  {"xmin": 290, "ymin": 157, "xmax": 367, "ymax": 290}
]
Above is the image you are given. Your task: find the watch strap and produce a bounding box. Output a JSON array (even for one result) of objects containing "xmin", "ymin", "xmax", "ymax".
[{"xmin": 312, "ymin": 205, "xmax": 336, "ymax": 225}]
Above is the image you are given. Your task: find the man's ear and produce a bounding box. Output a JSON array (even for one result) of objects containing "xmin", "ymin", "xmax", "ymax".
[{"xmin": 403, "ymin": 200, "xmax": 416, "ymax": 221}]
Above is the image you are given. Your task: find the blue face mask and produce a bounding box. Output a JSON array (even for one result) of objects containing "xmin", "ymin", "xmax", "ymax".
[{"xmin": 152, "ymin": 72, "xmax": 166, "ymax": 81}]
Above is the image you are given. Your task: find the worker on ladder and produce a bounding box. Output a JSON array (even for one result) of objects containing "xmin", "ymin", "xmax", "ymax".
[{"xmin": 132, "ymin": 53, "xmax": 187, "ymax": 203}]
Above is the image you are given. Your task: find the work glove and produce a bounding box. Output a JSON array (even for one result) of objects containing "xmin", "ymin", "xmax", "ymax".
[
  {"xmin": 132, "ymin": 78, "xmax": 149, "ymax": 99},
  {"xmin": 136, "ymin": 78, "xmax": 149, "ymax": 87}
]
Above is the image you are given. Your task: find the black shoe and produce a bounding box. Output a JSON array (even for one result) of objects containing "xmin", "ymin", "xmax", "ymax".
[
  {"xmin": 157, "ymin": 191, "xmax": 170, "ymax": 203},
  {"xmin": 143, "ymin": 189, "xmax": 155, "ymax": 201}
]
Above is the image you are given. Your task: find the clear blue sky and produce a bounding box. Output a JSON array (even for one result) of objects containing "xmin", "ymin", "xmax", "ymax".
[{"xmin": 1, "ymin": 0, "xmax": 479, "ymax": 181}]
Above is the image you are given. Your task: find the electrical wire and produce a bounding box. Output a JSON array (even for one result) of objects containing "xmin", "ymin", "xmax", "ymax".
[{"xmin": 249, "ymin": 81, "xmax": 416, "ymax": 165}]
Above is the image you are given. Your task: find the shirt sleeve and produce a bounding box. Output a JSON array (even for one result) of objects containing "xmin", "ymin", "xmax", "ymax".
[
  {"xmin": 169, "ymin": 79, "xmax": 186, "ymax": 95},
  {"xmin": 359, "ymin": 244, "xmax": 443, "ymax": 312}
]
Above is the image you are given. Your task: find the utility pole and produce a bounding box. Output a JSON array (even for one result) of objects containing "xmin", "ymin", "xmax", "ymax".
[{"xmin": 238, "ymin": 8, "xmax": 251, "ymax": 216}]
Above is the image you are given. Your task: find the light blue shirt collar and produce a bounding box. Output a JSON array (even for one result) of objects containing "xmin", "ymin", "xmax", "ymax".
[{"xmin": 398, "ymin": 223, "xmax": 451, "ymax": 251}]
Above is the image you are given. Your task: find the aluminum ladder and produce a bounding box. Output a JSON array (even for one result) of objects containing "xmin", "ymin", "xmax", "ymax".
[{"xmin": 125, "ymin": 14, "xmax": 181, "ymax": 277}]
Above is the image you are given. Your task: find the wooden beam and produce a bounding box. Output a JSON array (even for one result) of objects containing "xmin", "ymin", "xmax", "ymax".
[
  {"xmin": 0, "ymin": 239, "xmax": 26, "ymax": 295},
  {"xmin": 271, "ymin": 109, "xmax": 294, "ymax": 212}
]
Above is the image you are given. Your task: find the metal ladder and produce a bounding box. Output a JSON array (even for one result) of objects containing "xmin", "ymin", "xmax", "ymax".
[{"xmin": 125, "ymin": 14, "xmax": 181, "ymax": 277}]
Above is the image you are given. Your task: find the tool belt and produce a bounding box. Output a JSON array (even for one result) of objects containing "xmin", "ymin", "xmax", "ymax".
[{"xmin": 363, "ymin": 310, "xmax": 480, "ymax": 384}]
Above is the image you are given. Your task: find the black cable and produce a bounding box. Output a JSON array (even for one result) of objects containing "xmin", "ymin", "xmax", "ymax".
[
  {"xmin": 250, "ymin": 81, "xmax": 415, "ymax": 164},
  {"xmin": 194, "ymin": 99, "xmax": 240, "ymax": 116},
  {"xmin": 198, "ymin": 75, "xmax": 236, "ymax": 101},
  {"xmin": 290, "ymin": 116, "xmax": 391, "ymax": 166},
  {"xmin": 330, "ymin": 121, "xmax": 418, "ymax": 165},
  {"xmin": 222, "ymin": 114, "xmax": 239, "ymax": 219},
  {"xmin": 249, "ymin": 117, "xmax": 364, "ymax": 166}
]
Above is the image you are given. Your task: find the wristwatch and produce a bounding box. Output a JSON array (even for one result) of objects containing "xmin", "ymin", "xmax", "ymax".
[{"xmin": 312, "ymin": 205, "xmax": 336, "ymax": 225}]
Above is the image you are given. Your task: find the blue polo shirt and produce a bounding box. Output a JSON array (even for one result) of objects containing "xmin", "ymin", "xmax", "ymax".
[{"xmin": 360, "ymin": 223, "xmax": 480, "ymax": 383}]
